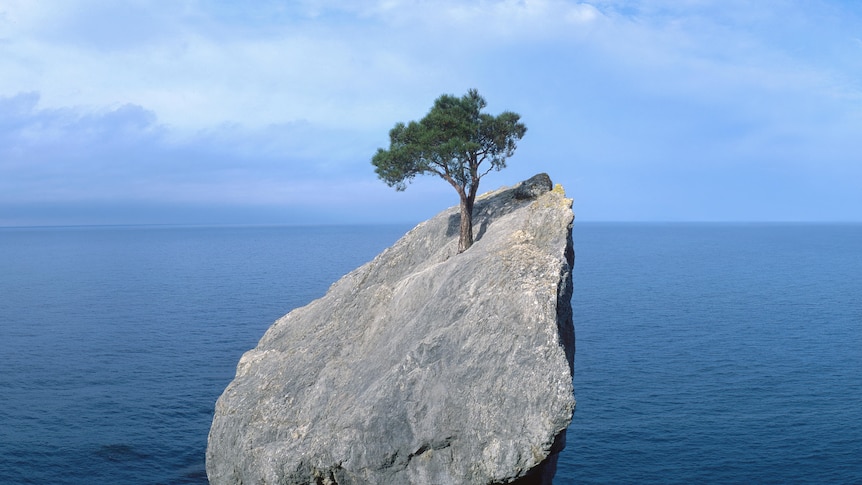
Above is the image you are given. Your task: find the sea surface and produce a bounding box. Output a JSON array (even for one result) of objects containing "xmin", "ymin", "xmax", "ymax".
[{"xmin": 1, "ymin": 223, "xmax": 860, "ymax": 484}]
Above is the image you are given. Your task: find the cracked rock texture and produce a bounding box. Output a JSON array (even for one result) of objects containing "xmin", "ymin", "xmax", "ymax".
[{"xmin": 206, "ymin": 173, "xmax": 576, "ymax": 484}]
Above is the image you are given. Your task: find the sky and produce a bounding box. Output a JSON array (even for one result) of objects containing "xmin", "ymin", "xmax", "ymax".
[{"xmin": 1, "ymin": 0, "xmax": 861, "ymax": 226}]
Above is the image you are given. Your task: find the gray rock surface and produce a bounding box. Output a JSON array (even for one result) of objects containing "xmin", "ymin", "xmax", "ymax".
[
  {"xmin": 513, "ymin": 173, "xmax": 553, "ymax": 200},
  {"xmin": 206, "ymin": 174, "xmax": 576, "ymax": 485}
]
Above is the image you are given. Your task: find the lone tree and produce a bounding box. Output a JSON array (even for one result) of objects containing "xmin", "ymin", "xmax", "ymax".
[{"xmin": 372, "ymin": 89, "xmax": 527, "ymax": 253}]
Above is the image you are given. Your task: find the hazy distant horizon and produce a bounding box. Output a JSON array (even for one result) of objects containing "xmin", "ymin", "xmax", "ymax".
[{"xmin": 3, "ymin": 205, "xmax": 860, "ymax": 230}]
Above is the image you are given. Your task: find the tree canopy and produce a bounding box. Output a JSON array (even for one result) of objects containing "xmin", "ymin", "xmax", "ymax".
[{"xmin": 372, "ymin": 89, "xmax": 526, "ymax": 252}]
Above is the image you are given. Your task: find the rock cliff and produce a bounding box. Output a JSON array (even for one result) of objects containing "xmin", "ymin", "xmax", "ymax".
[{"xmin": 206, "ymin": 173, "xmax": 576, "ymax": 484}]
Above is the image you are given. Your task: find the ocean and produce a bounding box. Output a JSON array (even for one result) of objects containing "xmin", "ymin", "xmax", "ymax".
[{"xmin": 1, "ymin": 223, "xmax": 860, "ymax": 484}]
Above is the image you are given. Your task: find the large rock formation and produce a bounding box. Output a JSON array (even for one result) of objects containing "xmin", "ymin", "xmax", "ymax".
[{"xmin": 207, "ymin": 173, "xmax": 575, "ymax": 484}]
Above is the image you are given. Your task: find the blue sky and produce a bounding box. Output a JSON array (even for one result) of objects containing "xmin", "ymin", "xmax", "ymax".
[{"xmin": 1, "ymin": 0, "xmax": 860, "ymax": 226}]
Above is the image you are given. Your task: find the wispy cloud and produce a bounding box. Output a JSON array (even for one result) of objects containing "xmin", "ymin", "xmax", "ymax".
[{"xmin": 0, "ymin": 92, "xmax": 386, "ymax": 209}]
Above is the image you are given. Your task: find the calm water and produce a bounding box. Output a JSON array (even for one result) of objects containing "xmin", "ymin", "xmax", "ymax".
[{"xmin": 1, "ymin": 223, "xmax": 860, "ymax": 484}]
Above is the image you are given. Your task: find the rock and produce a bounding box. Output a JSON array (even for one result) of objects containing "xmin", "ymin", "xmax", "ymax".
[
  {"xmin": 206, "ymin": 174, "xmax": 576, "ymax": 485},
  {"xmin": 513, "ymin": 173, "xmax": 553, "ymax": 200}
]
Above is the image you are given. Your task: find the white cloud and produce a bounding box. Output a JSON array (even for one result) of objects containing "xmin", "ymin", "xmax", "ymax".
[
  {"xmin": 418, "ymin": 0, "xmax": 600, "ymax": 35},
  {"xmin": 0, "ymin": 0, "xmax": 606, "ymax": 132}
]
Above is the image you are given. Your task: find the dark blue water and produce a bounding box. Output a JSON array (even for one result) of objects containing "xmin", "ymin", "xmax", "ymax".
[
  {"xmin": 1, "ymin": 223, "xmax": 860, "ymax": 484},
  {"xmin": 558, "ymin": 223, "xmax": 862, "ymax": 484}
]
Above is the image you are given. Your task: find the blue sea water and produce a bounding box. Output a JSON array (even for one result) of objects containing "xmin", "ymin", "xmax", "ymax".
[{"xmin": 1, "ymin": 223, "xmax": 860, "ymax": 484}]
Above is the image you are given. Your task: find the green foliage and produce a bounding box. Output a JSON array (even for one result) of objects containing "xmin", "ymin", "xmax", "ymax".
[{"xmin": 372, "ymin": 89, "xmax": 527, "ymax": 196}]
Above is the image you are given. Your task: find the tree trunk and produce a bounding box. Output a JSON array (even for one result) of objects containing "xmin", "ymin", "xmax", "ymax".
[{"xmin": 458, "ymin": 195, "xmax": 475, "ymax": 253}]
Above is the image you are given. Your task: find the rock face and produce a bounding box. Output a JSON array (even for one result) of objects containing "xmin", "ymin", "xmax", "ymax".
[{"xmin": 207, "ymin": 173, "xmax": 576, "ymax": 485}]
